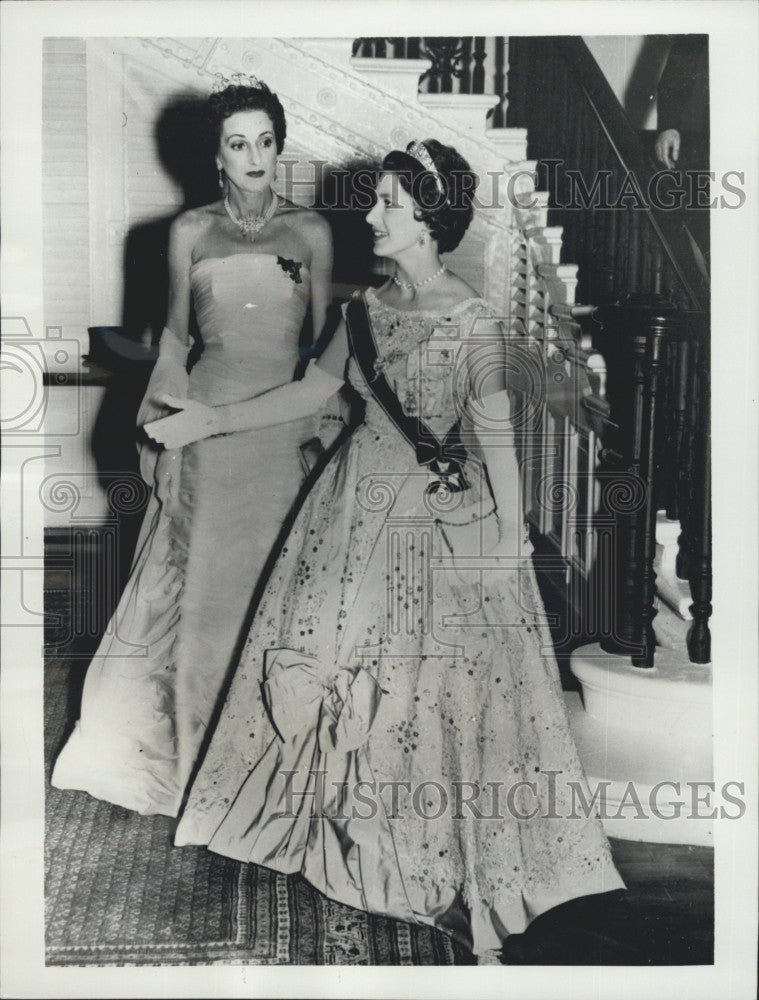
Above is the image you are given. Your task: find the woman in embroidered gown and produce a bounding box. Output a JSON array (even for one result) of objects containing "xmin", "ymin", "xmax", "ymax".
[
  {"xmin": 148, "ymin": 139, "xmax": 624, "ymax": 959},
  {"xmin": 51, "ymin": 79, "xmax": 334, "ymax": 816}
]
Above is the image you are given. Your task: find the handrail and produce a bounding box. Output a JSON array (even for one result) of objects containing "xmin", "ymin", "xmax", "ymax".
[
  {"xmin": 352, "ymin": 36, "xmax": 709, "ymax": 313},
  {"xmin": 552, "ymin": 38, "xmax": 709, "ymax": 313}
]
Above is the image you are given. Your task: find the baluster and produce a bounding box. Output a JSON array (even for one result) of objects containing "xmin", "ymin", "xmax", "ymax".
[
  {"xmin": 599, "ymin": 301, "xmax": 681, "ymax": 666},
  {"xmin": 458, "ymin": 37, "xmax": 472, "ymax": 94},
  {"xmin": 633, "ymin": 315, "xmax": 670, "ymax": 666},
  {"xmin": 421, "ymin": 37, "xmax": 465, "ymax": 94},
  {"xmin": 495, "ymin": 37, "xmax": 507, "ymax": 128},
  {"xmin": 619, "ymin": 319, "xmax": 648, "ymax": 660},
  {"xmin": 676, "ymin": 334, "xmax": 695, "ymax": 580},
  {"xmin": 472, "ymin": 36, "xmax": 487, "ymax": 94},
  {"xmin": 596, "ymin": 307, "xmax": 637, "ymax": 657},
  {"xmin": 355, "ymin": 38, "xmax": 375, "ymax": 57},
  {"xmin": 669, "ymin": 337, "xmax": 690, "ymax": 520},
  {"xmin": 657, "ymin": 337, "xmax": 677, "ymax": 515}
]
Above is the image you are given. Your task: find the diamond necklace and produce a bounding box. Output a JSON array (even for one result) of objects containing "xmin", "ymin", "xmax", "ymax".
[
  {"xmin": 224, "ymin": 191, "xmax": 279, "ymax": 243},
  {"xmin": 392, "ymin": 263, "xmax": 447, "ymax": 291}
]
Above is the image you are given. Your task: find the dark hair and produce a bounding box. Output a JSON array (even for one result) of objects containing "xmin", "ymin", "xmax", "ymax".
[
  {"xmin": 207, "ymin": 82, "xmax": 287, "ymax": 154},
  {"xmin": 381, "ymin": 139, "xmax": 477, "ymax": 253}
]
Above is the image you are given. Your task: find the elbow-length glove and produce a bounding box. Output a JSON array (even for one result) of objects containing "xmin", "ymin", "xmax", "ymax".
[
  {"xmin": 471, "ymin": 388, "xmax": 531, "ymax": 556},
  {"xmin": 136, "ymin": 327, "xmax": 190, "ymax": 486},
  {"xmin": 144, "ymin": 360, "xmax": 345, "ymax": 451}
]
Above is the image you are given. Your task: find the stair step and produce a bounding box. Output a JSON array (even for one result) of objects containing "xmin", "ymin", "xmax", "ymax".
[
  {"xmin": 570, "ymin": 643, "xmax": 711, "ymax": 734},
  {"xmin": 484, "ymin": 126, "xmax": 528, "ymax": 162},
  {"xmin": 349, "ymin": 56, "xmax": 431, "ymax": 102},
  {"xmin": 565, "ymin": 691, "xmax": 713, "ymax": 845},
  {"xmin": 566, "ymin": 643, "xmax": 712, "ymax": 844},
  {"xmin": 417, "ymin": 92, "xmax": 502, "ymax": 133}
]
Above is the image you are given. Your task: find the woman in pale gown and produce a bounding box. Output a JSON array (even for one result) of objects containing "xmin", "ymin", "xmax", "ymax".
[
  {"xmin": 148, "ymin": 139, "xmax": 624, "ymax": 960},
  {"xmin": 52, "ymin": 78, "xmax": 334, "ymax": 816}
]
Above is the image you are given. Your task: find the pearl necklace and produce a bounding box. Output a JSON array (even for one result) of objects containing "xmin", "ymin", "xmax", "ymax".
[
  {"xmin": 392, "ymin": 264, "xmax": 447, "ymax": 291},
  {"xmin": 224, "ymin": 192, "xmax": 278, "ymax": 243}
]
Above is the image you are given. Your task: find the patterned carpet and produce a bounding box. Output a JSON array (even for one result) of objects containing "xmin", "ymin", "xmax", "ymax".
[
  {"xmin": 44, "ymin": 581, "xmax": 714, "ymax": 967},
  {"xmin": 44, "ymin": 657, "xmax": 473, "ymax": 967}
]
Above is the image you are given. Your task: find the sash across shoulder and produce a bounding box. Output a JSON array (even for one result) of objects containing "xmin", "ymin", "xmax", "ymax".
[{"xmin": 345, "ymin": 295, "xmax": 470, "ymax": 495}]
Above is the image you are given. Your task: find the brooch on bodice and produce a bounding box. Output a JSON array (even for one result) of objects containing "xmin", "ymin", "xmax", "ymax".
[{"xmin": 277, "ymin": 257, "xmax": 303, "ymax": 284}]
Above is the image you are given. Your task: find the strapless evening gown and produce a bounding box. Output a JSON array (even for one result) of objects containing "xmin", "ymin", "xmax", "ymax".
[{"xmin": 52, "ymin": 254, "xmax": 314, "ymax": 815}]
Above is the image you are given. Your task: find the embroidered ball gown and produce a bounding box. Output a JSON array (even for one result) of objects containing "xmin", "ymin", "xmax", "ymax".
[
  {"xmin": 52, "ymin": 253, "xmax": 316, "ymax": 816},
  {"xmin": 174, "ymin": 289, "xmax": 625, "ymax": 957}
]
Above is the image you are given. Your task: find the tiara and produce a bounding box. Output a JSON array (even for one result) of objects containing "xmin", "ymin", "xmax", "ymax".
[
  {"xmin": 211, "ymin": 71, "xmax": 264, "ymax": 94},
  {"xmin": 406, "ymin": 140, "xmax": 445, "ymax": 195}
]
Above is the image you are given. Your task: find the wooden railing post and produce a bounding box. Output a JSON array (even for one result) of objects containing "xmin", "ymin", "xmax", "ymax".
[
  {"xmin": 596, "ymin": 297, "xmax": 710, "ymax": 667},
  {"xmin": 597, "ymin": 299, "xmax": 669, "ymax": 666}
]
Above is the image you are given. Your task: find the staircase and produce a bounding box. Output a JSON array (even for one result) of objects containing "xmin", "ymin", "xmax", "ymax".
[{"xmin": 345, "ymin": 40, "xmax": 713, "ymax": 846}]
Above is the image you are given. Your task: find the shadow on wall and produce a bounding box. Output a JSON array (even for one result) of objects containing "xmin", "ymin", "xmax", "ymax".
[
  {"xmin": 90, "ymin": 95, "xmax": 217, "ymax": 583},
  {"xmin": 90, "ymin": 99, "xmax": 380, "ymax": 583},
  {"xmin": 122, "ymin": 94, "xmax": 219, "ymax": 346},
  {"xmin": 311, "ymin": 158, "xmax": 381, "ymax": 355}
]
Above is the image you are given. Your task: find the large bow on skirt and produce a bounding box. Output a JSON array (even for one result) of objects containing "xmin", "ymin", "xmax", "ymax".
[
  {"xmin": 207, "ymin": 649, "xmax": 415, "ymax": 922},
  {"xmin": 261, "ymin": 648, "xmax": 383, "ymax": 752}
]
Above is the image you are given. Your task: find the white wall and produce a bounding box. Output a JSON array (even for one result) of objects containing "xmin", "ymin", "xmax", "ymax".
[{"xmin": 43, "ymin": 38, "xmax": 91, "ymax": 348}]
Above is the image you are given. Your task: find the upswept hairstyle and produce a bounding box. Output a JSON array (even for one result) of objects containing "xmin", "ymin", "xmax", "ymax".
[
  {"xmin": 207, "ymin": 82, "xmax": 287, "ymax": 153},
  {"xmin": 380, "ymin": 139, "xmax": 478, "ymax": 253}
]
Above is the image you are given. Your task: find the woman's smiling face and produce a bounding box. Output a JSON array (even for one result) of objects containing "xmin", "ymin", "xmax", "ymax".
[
  {"xmin": 216, "ymin": 109, "xmax": 278, "ymax": 194},
  {"xmin": 366, "ymin": 172, "xmax": 427, "ymax": 259}
]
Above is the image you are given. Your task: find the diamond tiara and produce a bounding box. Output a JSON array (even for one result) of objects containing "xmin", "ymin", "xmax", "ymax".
[
  {"xmin": 211, "ymin": 71, "xmax": 264, "ymax": 94},
  {"xmin": 406, "ymin": 140, "xmax": 445, "ymax": 195}
]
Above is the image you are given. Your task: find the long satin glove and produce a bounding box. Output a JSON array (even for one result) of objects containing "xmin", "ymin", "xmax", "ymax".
[
  {"xmin": 144, "ymin": 360, "xmax": 345, "ymax": 451},
  {"xmin": 471, "ymin": 388, "xmax": 532, "ymax": 557},
  {"xmin": 136, "ymin": 327, "xmax": 190, "ymax": 487}
]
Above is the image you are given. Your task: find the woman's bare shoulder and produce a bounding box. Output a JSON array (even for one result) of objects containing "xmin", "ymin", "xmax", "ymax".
[{"xmin": 279, "ymin": 202, "xmax": 331, "ymax": 241}]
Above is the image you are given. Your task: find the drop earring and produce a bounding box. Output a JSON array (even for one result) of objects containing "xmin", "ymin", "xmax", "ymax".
[
  {"xmin": 218, "ymin": 167, "xmax": 225, "ymax": 190},
  {"xmin": 418, "ymin": 232, "xmax": 427, "ymax": 247}
]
